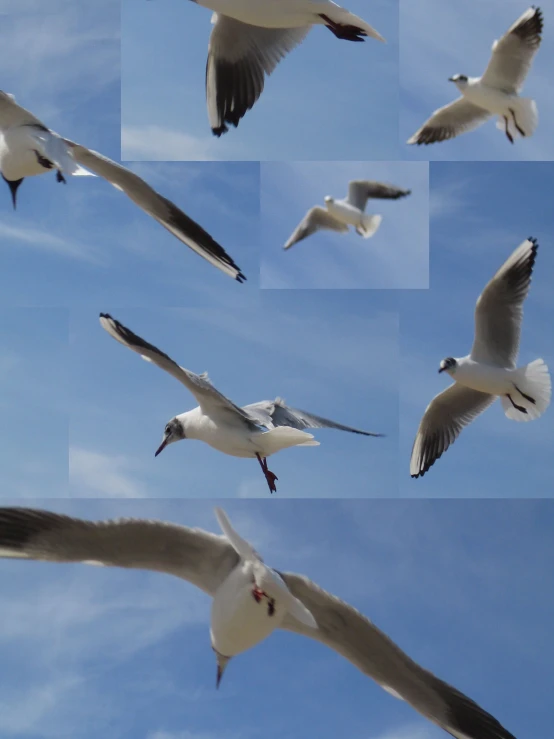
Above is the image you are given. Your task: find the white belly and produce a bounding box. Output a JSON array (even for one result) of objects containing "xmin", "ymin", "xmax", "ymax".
[
  {"xmin": 184, "ymin": 409, "xmax": 256, "ymax": 458},
  {"xmin": 210, "ymin": 564, "xmax": 285, "ymax": 657},
  {"xmin": 463, "ymin": 83, "xmax": 516, "ymax": 115},
  {"xmin": 197, "ymin": 0, "xmax": 322, "ymax": 27},
  {"xmin": 454, "ymin": 361, "xmax": 515, "ymax": 395},
  {"xmin": 0, "ymin": 128, "xmax": 50, "ymax": 180},
  {"xmin": 327, "ymin": 200, "xmax": 362, "ymax": 226}
]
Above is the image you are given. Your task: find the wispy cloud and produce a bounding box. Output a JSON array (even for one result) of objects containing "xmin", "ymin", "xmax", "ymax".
[
  {"xmin": 0, "ymin": 221, "xmax": 104, "ymax": 264},
  {"xmin": 122, "ymin": 125, "xmax": 224, "ymax": 162},
  {"xmin": 69, "ymin": 447, "xmax": 147, "ymax": 497}
]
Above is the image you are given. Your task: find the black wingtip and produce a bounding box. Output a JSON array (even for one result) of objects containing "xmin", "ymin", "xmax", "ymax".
[{"xmin": 235, "ymin": 272, "xmax": 247, "ymax": 284}]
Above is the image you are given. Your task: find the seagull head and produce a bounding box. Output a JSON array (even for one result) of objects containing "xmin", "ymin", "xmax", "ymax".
[
  {"xmin": 448, "ymin": 74, "xmax": 469, "ymax": 89},
  {"xmin": 438, "ymin": 357, "xmax": 458, "ymax": 375},
  {"xmin": 155, "ymin": 417, "xmax": 186, "ymax": 457},
  {"xmin": 323, "ymin": 195, "xmax": 334, "ymax": 205},
  {"xmin": 1, "ymin": 174, "xmax": 24, "ymax": 210},
  {"xmin": 213, "ymin": 648, "xmax": 232, "ymax": 689}
]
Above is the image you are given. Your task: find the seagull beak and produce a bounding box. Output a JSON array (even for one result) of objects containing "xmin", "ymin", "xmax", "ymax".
[
  {"xmin": 215, "ymin": 654, "xmax": 230, "ymax": 689},
  {"xmin": 447, "ymin": 77, "xmax": 455, "ymax": 82},
  {"xmin": 438, "ymin": 367, "xmax": 445, "ymax": 373},
  {"xmin": 3, "ymin": 177, "xmax": 23, "ymax": 210},
  {"xmin": 154, "ymin": 437, "xmax": 168, "ymax": 457}
]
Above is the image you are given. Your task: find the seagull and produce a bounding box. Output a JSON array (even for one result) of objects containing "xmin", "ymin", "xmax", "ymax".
[
  {"xmin": 0, "ymin": 91, "xmax": 245, "ymax": 281},
  {"xmin": 283, "ymin": 180, "xmax": 411, "ymax": 250},
  {"xmin": 99, "ymin": 312, "xmax": 383, "ymax": 493},
  {"xmin": 411, "ymin": 237, "xmax": 551, "ymax": 479},
  {"xmin": 407, "ymin": 7, "xmax": 543, "ymax": 146},
  {"xmin": 0, "ymin": 504, "xmax": 518, "ymax": 739},
  {"xmin": 197, "ymin": 0, "xmax": 385, "ymax": 135}
]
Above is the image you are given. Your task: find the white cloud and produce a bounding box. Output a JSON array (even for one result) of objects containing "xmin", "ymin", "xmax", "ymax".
[
  {"xmin": 0, "ymin": 221, "xmax": 104, "ymax": 263},
  {"xmin": 69, "ymin": 447, "xmax": 147, "ymax": 497},
  {"xmin": 122, "ymin": 125, "xmax": 220, "ymax": 161}
]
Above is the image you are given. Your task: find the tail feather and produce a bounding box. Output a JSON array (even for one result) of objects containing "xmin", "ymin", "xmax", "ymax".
[
  {"xmin": 256, "ymin": 427, "xmax": 320, "ymax": 456},
  {"xmin": 501, "ymin": 359, "xmax": 551, "ymax": 421},
  {"xmin": 496, "ymin": 98, "xmax": 538, "ymax": 139},
  {"xmin": 355, "ymin": 213, "xmax": 382, "ymax": 239}
]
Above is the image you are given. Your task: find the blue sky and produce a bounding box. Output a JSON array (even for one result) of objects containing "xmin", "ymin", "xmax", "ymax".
[
  {"xmin": 400, "ymin": 161, "xmax": 554, "ymax": 496},
  {"xmin": 0, "ymin": 308, "xmax": 68, "ymax": 497},
  {"xmin": 0, "ymin": 0, "xmax": 258, "ymax": 301},
  {"xmin": 260, "ymin": 161, "xmax": 428, "ymax": 289},
  {"xmin": 68, "ymin": 293, "xmax": 398, "ymax": 499},
  {"xmin": 0, "ymin": 498, "xmax": 552, "ymax": 739},
  {"xmin": 401, "ymin": 0, "xmax": 554, "ymax": 161},
  {"xmin": 121, "ymin": 0, "xmax": 400, "ymax": 161}
]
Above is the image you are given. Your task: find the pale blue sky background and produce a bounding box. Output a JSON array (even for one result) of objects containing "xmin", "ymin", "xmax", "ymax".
[
  {"xmin": 121, "ymin": 0, "xmax": 400, "ymax": 161},
  {"xmin": 0, "ymin": 498, "xmax": 552, "ymax": 739},
  {"xmin": 260, "ymin": 161, "xmax": 429, "ymax": 289},
  {"xmin": 0, "ymin": 309, "xmax": 68, "ymax": 497},
  {"xmin": 400, "ymin": 161, "xmax": 554, "ymax": 495},
  {"xmin": 401, "ymin": 0, "xmax": 554, "ymax": 161},
  {"xmin": 67, "ymin": 293, "xmax": 398, "ymax": 499},
  {"xmin": 0, "ymin": 0, "xmax": 258, "ymax": 301}
]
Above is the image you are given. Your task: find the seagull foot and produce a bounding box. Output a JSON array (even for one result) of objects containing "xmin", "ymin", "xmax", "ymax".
[
  {"xmin": 510, "ymin": 108, "xmax": 526, "ymax": 137},
  {"xmin": 56, "ymin": 170, "xmax": 66, "ymax": 184},
  {"xmin": 256, "ymin": 453, "xmax": 279, "ymax": 494},
  {"xmin": 507, "ymin": 393, "xmax": 527, "ymax": 413},
  {"xmin": 514, "ymin": 384, "xmax": 536, "ymax": 404},
  {"xmin": 318, "ymin": 14, "xmax": 366, "ymax": 42},
  {"xmin": 503, "ymin": 116, "xmax": 514, "ymax": 144}
]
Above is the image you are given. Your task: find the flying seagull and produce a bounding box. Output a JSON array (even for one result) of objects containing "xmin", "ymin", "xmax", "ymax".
[
  {"xmin": 0, "ymin": 91, "xmax": 245, "ymax": 281},
  {"xmin": 0, "ymin": 505, "xmax": 517, "ymax": 739},
  {"xmin": 408, "ymin": 7, "xmax": 543, "ymax": 146},
  {"xmin": 411, "ymin": 237, "xmax": 551, "ymax": 478},
  {"xmin": 284, "ymin": 180, "xmax": 411, "ymax": 250},
  {"xmin": 99, "ymin": 313, "xmax": 383, "ymax": 493},
  {"xmin": 194, "ymin": 0, "xmax": 385, "ymax": 135}
]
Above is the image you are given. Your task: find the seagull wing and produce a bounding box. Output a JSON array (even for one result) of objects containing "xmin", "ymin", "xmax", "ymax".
[
  {"xmin": 0, "ymin": 90, "xmax": 46, "ymax": 129},
  {"xmin": 280, "ymin": 573, "xmax": 516, "ymax": 739},
  {"xmin": 346, "ymin": 181, "xmax": 411, "ymax": 211},
  {"xmin": 243, "ymin": 398, "xmax": 384, "ymax": 437},
  {"xmin": 63, "ymin": 140, "xmax": 245, "ymax": 281},
  {"xmin": 283, "ymin": 206, "xmax": 348, "ymax": 249},
  {"xmin": 407, "ymin": 98, "xmax": 491, "ymax": 145},
  {"xmin": 410, "ymin": 384, "xmax": 495, "ymax": 478},
  {"xmin": 0, "ymin": 507, "xmax": 238, "ymax": 596},
  {"xmin": 481, "ymin": 7, "xmax": 543, "ymax": 94},
  {"xmin": 206, "ymin": 14, "xmax": 309, "ymax": 136},
  {"xmin": 99, "ymin": 313, "xmax": 259, "ymax": 428},
  {"xmin": 470, "ymin": 237, "xmax": 538, "ymax": 368}
]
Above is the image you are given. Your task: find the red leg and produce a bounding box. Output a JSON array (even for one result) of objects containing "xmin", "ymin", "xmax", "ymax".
[{"xmin": 256, "ymin": 454, "xmax": 278, "ymax": 494}]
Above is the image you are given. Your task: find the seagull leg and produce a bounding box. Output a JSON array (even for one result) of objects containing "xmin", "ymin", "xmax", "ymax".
[
  {"xmin": 503, "ymin": 116, "xmax": 514, "ymax": 144},
  {"xmin": 252, "ymin": 586, "xmax": 264, "ymax": 603},
  {"xmin": 510, "ymin": 108, "xmax": 526, "ymax": 137},
  {"xmin": 33, "ymin": 150, "xmax": 54, "ymax": 169},
  {"xmin": 506, "ymin": 393, "xmax": 527, "ymax": 414},
  {"xmin": 256, "ymin": 453, "xmax": 278, "ymax": 494},
  {"xmin": 56, "ymin": 170, "xmax": 66, "ymax": 184},
  {"xmin": 514, "ymin": 384, "xmax": 536, "ymax": 404},
  {"xmin": 318, "ymin": 14, "xmax": 366, "ymax": 42}
]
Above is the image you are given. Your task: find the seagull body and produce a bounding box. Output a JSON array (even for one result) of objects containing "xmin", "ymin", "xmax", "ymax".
[
  {"xmin": 411, "ymin": 238, "xmax": 551, "ymax": 478},
  {"xmin": 0, "ymin": 505, "xmax": 518, "ymax": 738},
  {"xmin": 0, "ymin": 91, "xmax": 245, "ymax": 281},
  {"xmin": 197, "ymin": 0, "xmax": 385, "ymax": 135},
  {"xmin": 408, "ymin": 7, "xmax": 543, "ymax": 146},
  {"xmin": 99, "ymin": 313, "xmax": 383, "ymax": 493},
  {"xmin": 284, "ymin": 180, "xmax": 411, "ymax": 250}
]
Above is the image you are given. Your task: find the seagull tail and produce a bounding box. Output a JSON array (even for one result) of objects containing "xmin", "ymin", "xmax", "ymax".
[
  {"xmin": 501, "ymin": 359, "xmax": 551, "ymax": 421},
  {"xmin": 256, "ymin": 427, "xmax": 320, "ymax": 456},
  {"xmin": 496, "ymin": 98, "xmax": 538, "ymax": 139},
  {"xmin": 355, "ymin": 214, "xmax": 382, "ymax": 239}
]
